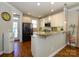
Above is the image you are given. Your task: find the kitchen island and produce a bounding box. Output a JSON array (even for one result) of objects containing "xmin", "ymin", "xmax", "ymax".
[{"xmin": 31, "ymin": 31, "xmax": 66, "ymax": 57}]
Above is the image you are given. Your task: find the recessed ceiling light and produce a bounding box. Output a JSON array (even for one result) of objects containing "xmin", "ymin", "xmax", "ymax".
[
  {"xmin": 27, "ymin": 12, "xmax": 31, "ymax": 15},
  {"xmin": 51, "ymin": 2, "xmax": 54, "ymax": 5},
  {"xmin": 38, "ymin": 16, "xmax": 41, "ymax": 18},
  {"xmin": 64, "ymin": 21, "xmax": 66, "ymax": 24},
  {"xmin": 49, "ymin": 16, "xmax": 50, "ymax": 21},
  {"xmin": 51, "ymin": 9, "xmax": 54, "ymax": 12},
  {"xmin": 13, "ymin": 13, "xmax": 17, "ymax": 14},
  {"xmin": 37, "ymin": 2, "xmax": 40, "ymax": 6}
]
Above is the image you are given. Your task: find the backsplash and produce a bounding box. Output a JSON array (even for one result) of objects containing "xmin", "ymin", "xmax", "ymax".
[{"xmin": 39, "ymin": 27, "xmax": 64, "ymax": 32}]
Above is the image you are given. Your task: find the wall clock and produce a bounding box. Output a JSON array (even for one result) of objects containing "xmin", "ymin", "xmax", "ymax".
[{"xmin": 1, "ymin": 12, "xmax": 11, "ymax": 21}]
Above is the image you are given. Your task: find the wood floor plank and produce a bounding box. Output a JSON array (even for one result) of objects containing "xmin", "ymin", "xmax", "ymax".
[
  {"xmin": 1, "ymin": 41, "xmax": 79, "ymax": 57},
  {"xmin": 0, "ymin": 41, "xmax": 33, "ymax": 57},
  {"xmin": 55, "ymin": 45, "xmax": 79, "ymax": 57}
]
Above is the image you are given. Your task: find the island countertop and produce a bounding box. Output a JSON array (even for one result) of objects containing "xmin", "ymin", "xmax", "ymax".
[{"xmin": 32, "ymin": 31, "xmax": 65, "ymax": 38}]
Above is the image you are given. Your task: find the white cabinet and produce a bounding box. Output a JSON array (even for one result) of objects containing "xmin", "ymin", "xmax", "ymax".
[
  {"xmin": 40, "ymin": 17, "xmax": 49, "ymax": 28},
  {"xmin": 50, "ymin": 12, "xmax": 65, "ymax": 27},
  {"xmin": 31, "ymin": 32, "xmax": 66, "ymax": 57},
  {"xmin": 40, "ymin": 12, "xmax": 65, "ymax": 27},
  {"xmin": 50, "ymin": 16, "xmax": 55, "ymax": 27},
  {"xmin": 40, "ymin": 19, "xmax": 45, "ymax": 27},
  {"xmin": 31, "ymin": 36, "xmax": 40, "ymax": 56},
  {"xmin": 44, "ymin": 17, "xmax": 49, "ymax": 23}
]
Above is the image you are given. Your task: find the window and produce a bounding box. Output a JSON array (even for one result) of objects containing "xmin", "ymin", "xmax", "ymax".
[{"xmin": 32, "ymin": 20, "xmax": 37, "ymax": 28}]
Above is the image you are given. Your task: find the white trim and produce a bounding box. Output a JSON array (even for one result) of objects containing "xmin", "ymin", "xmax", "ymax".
[
  {"xmin": 48, "ymin": 44, "xmax": 67, "ymax": 57},
  {"xmin": 0, "ymin": 51, "xmax": 13, "ymax": 55},
  {"xmin": 3, "ymin": 50, "xmax": 13, "ymax": 54}
]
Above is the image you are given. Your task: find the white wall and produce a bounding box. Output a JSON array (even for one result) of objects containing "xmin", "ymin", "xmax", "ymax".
[
  {"xmin": 67, "ymin": 9, "xmax": 78, "ymax": 46},
  {"xmin": 68, "ymin": 10, "xmax": 78, "ymax": 36},
  {"xmin": 0, "ymin": 2, "xmax": 12, "ymax": 52},
  {"xmin": 0, "ymin": 2, "xmax": 22, "ymax": 53},
  {"xmin": 0, "ymin": 13, "xmax": 3, "ymax": 51}
]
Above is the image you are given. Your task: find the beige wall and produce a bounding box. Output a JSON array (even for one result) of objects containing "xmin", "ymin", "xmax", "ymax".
[
  {"xmin": 22, "ymin": 16, "xmax": 32, "ymax": 23},
  {"xmin": 22, "ymin": 16, "xmax": 40, "ymax": 32}
]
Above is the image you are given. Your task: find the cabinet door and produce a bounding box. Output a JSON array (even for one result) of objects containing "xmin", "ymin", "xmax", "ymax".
[{"xmin": 40, "ymin": 19, "xmax": 45, "ymax": 27}]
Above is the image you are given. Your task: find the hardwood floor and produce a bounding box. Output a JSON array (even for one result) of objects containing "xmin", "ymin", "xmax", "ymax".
[
  {"xmin": 0, "ymin": 41, "xmax": 33, "ymax": 57},
  {"xmin": 55, "ymin": 45, "xmax": 79, "ymax": 57},
  {"xmin": 1, "ymin": 41, "xmax": 79, "ymax": 57}
]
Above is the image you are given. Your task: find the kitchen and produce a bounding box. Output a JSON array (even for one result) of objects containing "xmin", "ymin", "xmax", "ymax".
[{"xmin": 0, "ymin": 2, "xmax": 79, "ymax": 57}]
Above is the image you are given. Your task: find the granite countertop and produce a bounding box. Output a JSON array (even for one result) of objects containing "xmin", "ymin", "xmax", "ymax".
[{"xmin": 36, "ymin": 32, "xmax": 53, "ymax": 36}]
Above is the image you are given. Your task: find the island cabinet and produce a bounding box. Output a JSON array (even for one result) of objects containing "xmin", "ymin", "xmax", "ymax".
[{"xmin": 31, "ymin": 32, "xmax": 66, "ymax": 57}]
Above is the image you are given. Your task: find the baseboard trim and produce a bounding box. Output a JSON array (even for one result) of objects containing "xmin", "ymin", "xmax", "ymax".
[
  {"xmin": 48, "ymin": 44, "xmax": 67, "ymax": 57},
  {"xmin": 0, "ymin": 51, "xmax": 13, "ymax": 55},
  {"xmin": 3, "ymin": 51, "xmax": 13, "ymax": 54}
]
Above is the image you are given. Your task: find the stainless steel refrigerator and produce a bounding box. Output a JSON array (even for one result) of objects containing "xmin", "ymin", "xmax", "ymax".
[{"xmin": 22, "ymin": 23, "xmax": 33, "ymax": 42}]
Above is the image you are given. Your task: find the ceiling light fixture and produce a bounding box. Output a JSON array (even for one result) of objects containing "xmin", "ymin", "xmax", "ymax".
[
  {"xmin": 49, "ymin": 16, "xmax": 50, "ymax": 21},
  {"xmin": 51, "ymin": 9, "xmax": 54, "ymax": 12},
  {"xmin": 51, "ymin": 2, "xmax": 54, "ymax": 5},
  {"xmin": 38, "ymin": 16, "xmax": 41, "ymax": 18},
  {"xmin": 27, "ymin": 12, "xmax": 31, "ymax": 15},
  {"xmin": 37, "ymin": 2, "xmax": 40, "ymax": 6},
  {"xmin": 64, "ymin": 21, "xmax": 66, "ymax": 24},
  {"xmin": 13, "ymin": 13, "xmax": 17, "ymax": 14}
]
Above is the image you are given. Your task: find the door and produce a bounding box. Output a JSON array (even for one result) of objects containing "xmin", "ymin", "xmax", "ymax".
[
  {"xmin": 13, "ymin": 14, "xmax": 20, "ymax": 40},
  {"xmin": 13, "ymin": 21, "xmax": 18, "ymax": 39}
]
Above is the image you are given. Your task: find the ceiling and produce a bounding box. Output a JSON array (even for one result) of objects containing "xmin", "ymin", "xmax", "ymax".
[{"xmin": 9, "ymin": 2, "xmax": 79, "ymax": 18}]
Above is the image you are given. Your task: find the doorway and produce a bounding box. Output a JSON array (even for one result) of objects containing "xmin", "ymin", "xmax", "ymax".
[{"xmin": 13, "ymin": 14, "xmax": 20, "ymax": 41}]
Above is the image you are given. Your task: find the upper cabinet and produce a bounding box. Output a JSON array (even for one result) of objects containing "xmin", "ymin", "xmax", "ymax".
[
  {"xmin": 40, "ymin": 17, "xmax": 51, "ymax": 27},
  {"xmin": 50, "ymin": 12, "xmax": 65, "ymax": 27},
  {"xmin": 39, "ymin": 12, "xmax": 65, "ymax": 28},
  {"xmin": 40, "ymin": 18, "xmax": 45, "ymax": 27}
]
